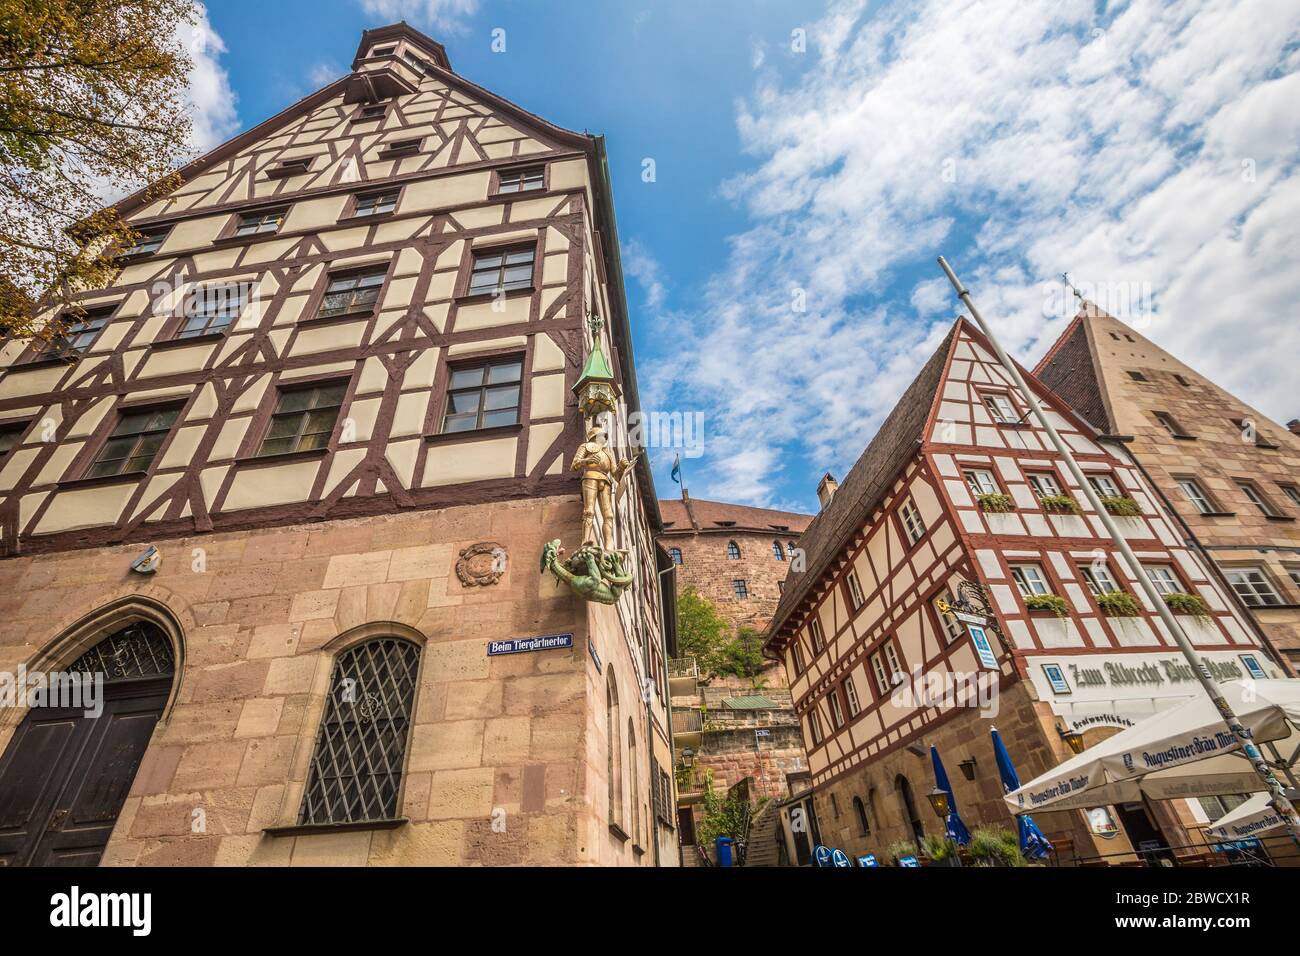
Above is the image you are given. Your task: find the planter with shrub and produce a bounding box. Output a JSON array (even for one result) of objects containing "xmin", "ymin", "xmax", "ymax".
[
  {"xmin": 967, "ymin": 827, "xmax": 1027, "ymax": 867},
  {"xmin": 1024, "ymin": 593, "xmax": 1069, "ymax": 617},
  {"xmin": 1163, "ymin": 591, "xmax": 1211, "ymax": 621},
  {"xmin": 1039, "ymin": 494, "xmax": 1080, "ymax": 514},
  {"xmin": 1100, "ymin": 495, "xmax": 1141, "ymax": 516},
  {"xmin": 1095, "ymin": 590, "xmax": 1142, "ymax": 617},
  {"xmin": 977, "ymin": 492, "xmax": 1014, "ymax": 513}
]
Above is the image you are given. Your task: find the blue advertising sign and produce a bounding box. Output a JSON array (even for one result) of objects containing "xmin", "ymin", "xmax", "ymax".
[
  {"xmin": 857, "ymin": 854, "xmax": 878, "ymax": 868},
  {"xmin": 488, "ymin": 633, "xmax": 574, "ymax": 656},
  {"xmin": 967, "ymin": 624, "xmax": 998, "ymax": 669},
  {"xmin": 813, "ymin": 845, "xmax": 834, "ymax": 867},
  {"xmin": 831, "ymin": 848, "xmax": 852, "ymax": 868},
  {"xmin": 897, "ymin": 855, "xmax": 920, "ymax": 868}
]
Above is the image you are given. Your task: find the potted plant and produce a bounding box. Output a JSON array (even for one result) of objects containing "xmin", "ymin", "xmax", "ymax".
[
  {"xmin": 977, "ymin": 492, "xmax": 1014, "ymax": 513},
  {"xmin": 884, "ymin": 839, "xmax": 918, "ymax": 866},
  {"xmin": 1039, "ymin": 494, "xmax": 1080, "ymax": 514},
  {"xmin": 1024, "ymin": 593, "xmax": 1069, "ymax": 617},
  {"xmin": 1163, "ymin": 591, "xmax": 1211, "ymax": 621},
  {"xmin": 920, "ymin": 833, "xmax": 961, "ymax": 867},
  {"xmin": 967, "ymin": 827, "xmax": 1027, "ymax": 867},
  {"xmin": 1095, "ymin": 590, "xmax": 1142, "ymax": 617},
  {"xmin": 1100, "ymin": 495, "xmax": 1141, "ymax": 517}
]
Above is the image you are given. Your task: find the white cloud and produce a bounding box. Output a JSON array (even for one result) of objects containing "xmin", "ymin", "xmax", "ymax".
[
  {"xmin": 358, "ymin": 0, "xmax": 478, "ymax": 33},
  {"xmin": 652, "ymin": 0, "xmax": 1300, "ymax": 508},
  {"xmin": 307, "ymin": 62, "xmax": 344, "ymax": 88},
  {"xmin": 179, "ymin": 5, "xmax": 240, "ymax": 154},
  {"xmin": 622, "ymin": 238, "xmax": 668, "ymax": 310}
]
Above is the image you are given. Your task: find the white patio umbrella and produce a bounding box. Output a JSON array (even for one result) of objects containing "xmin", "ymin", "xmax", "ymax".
[
  {"xmin": 1206, "ymin": 793, "xmax": 1286, "ymax": 842},
  {"xmin": 1005, "ymin": 679, "xmax": 1300, "ymax": 814}
]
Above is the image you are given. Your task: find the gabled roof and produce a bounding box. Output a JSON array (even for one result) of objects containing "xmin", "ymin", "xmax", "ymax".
[
  {"xmin": 1033, "ymin": 305, "xmax": 1118, "ymax": 434},
  {"xmin": 658, "ymin": 497, "xmax": 813, "ymax": 535},
  {"xmin": 764, "ymin": 323, "xmax": 958, "ymax": 649}
]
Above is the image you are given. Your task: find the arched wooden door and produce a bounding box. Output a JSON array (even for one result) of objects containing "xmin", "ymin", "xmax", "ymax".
[{"xmin": 0, "ymin": 622, "xmax": 175, "ymax": 867}]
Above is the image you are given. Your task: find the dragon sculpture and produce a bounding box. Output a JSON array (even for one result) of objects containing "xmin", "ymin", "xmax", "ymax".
[{"xmin": 540, "ymin": 539, "xmax": 634, "ymax": 605}]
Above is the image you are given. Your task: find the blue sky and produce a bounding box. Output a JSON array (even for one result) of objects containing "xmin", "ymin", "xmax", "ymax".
[{"xmin": 187, "ymin": 1, "xmax": 1300, "ymax": 515}]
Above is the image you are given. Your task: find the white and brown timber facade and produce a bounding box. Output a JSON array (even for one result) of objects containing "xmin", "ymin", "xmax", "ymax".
[
  {"xmin": 765, "ymin": 317, "xmax": 1291, "ymax": 865},
  {"xmin": 0, "ymin": 24, "xmax": 678, "ymax": 867},
  {"xmin": 1036, "ymin": 302, "xmax": 1300, "ymax": 670}
]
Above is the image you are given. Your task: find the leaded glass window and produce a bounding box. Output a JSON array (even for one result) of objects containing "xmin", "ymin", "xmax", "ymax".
[
  {"xmin": 299, "ymin": 638, "xmax": 422, "ymax": 825},
  {"xmin": 69, "ymin": 622, "xmax": 175, "ymax": 681},
  {"xmin": 85, "ymin": 406, "xmax": 180, "ymax": 478}
]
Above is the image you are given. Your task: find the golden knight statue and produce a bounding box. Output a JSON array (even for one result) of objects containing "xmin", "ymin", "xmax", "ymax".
[{"xmin": 571, "ymin": 422, "xmax": 637, "ymax": 552}]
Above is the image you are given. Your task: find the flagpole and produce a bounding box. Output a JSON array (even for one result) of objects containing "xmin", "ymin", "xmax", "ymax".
[{"xmin": 937, "ymin": 256, "xmax": 1300, "ymax": 845}]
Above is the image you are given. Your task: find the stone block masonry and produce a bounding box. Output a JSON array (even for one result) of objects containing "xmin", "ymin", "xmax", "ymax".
[{"xmin": 0, "ymin": 495, "xmax": 655, "ymax": 866}]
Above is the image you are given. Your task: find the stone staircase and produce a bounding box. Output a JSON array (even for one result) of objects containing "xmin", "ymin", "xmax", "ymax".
[{"xmin": 741, "ymin": 801, "xmax": 783, "ymax": 867}]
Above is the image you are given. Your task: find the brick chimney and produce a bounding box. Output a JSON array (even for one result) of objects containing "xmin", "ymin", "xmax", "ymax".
[
  {"xmin": 816, "ymin": 472, "xmax": 838, "ymax": 509},
  {"xmin": 1288, "ymin": 419, "xmax": 1300, "ymax": 436}
]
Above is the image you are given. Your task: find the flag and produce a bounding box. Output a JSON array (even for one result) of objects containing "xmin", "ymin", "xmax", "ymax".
[{"xmin": 670, "ymin": 454, "xmax": 681, "ymax": 485}]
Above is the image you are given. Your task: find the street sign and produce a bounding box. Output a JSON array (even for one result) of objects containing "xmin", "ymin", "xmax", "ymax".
[
  {"xmin": 897, "ymin": 855, "xmax": 920, "ymax": 867},
  {"xmin": 831, "ymin": 848, "xmax": 852, "ymax": 868},
  {"xmin": 487, "ymin": 633, "xmax": 574, "ymax": 656},
  {"xmin": 857, "ymin": 853, "xmax": 878, "ymax": 867},
  {"xmin": 814, "ymin": 845, "xmax": 833, "ymax": 867}
]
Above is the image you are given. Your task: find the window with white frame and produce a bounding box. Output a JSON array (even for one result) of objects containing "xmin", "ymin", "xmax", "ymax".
[
  {"xmin": 1026, "ymin": 472, "xmax": 1063, "ymax": 499},
  {"xmin": 808, "ymin": 709, "xmax": 824, "ymax": 745},
  {"xmin": 982, "ymin": 392, "xmax": 1018, "ymax": 424},
  {"xmin": 809, "ymin": 618, "xmax": 825, "ymax": 654},
  {"xmin": 899, "ymin": 497, "xmax": 924, "ymax": 544},
  {"xmin": 934, "ymin": 589, "xmax": 963, "ymax": 643},
  {"xmin": 964, "ymin": 468, "xmax": 998, "ymax": 496},
  {"xmin": 843, "ymin": 677, "xmax": 861, "ymax": 717},
  {"xmin": 869, "ymin": 641, "xmax": 903, "ymax": 695},
  {"xmin": 790, "ymin": 641, "xmax": 805, "ymax": 675},
  {"xmin": 1237, "ymin": 481, "xmax": 1278, "ymax": 517},
  {"xmin": 1177, "ymin": 478, "xmax": 1216, "ymax": 514},
  {"xmin": 1143, "ymin": 565, "xmax": 1181, "ymax": 596},
  {"xmin": 1226, "ymin": 568, "xmax": 1282, "ymax": 607},
  {"xmin": 1287, "ymin": 568, "xmax": 1300, "ymax": 590},
  {"xmin": 1011, "ymin": 564, "xmax": 1050, "ymax": 597},
  {"xmin": 1087, "ymin": 473, "xmax": 1121, "ymax": 497},
  {"xmin": 846, "ymin": 570, "xmax": 865, "ymax": 610},
  {"xmin": 1080, "ymin": 564, "xmax": 1119, "ymax": 595},
  {"xmin": 1279, "ymin": 485, "xmax": 1300, "ymax": 510},
  {"xmin": 827, "ymin": 689, "xmax": 844, "ymax": 729}
]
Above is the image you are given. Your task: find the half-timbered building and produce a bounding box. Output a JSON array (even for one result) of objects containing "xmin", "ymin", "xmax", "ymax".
[
  {"xmin": 765, "ymin": 317, "xmax": 1289, "ymax": 864},
  {"xmin": 0, "ymin": 24, "xmax": 677, "ymax": 867}
]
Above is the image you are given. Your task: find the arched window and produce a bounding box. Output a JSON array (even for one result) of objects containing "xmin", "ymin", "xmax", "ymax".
[
  {"xmin": 773, "ymin": 540, "xmax": 785, "ymax": 560},
  {"xmin": 787, "ymin": 541, "xmax": 798, "ymax": 559},
  {"xmin": 726, "ymin": 540, "xmax": 741, "ymax": 560},
  {"xmin": 299, "ymin": 637, "xmax": 421, "ymax": 825},
  {"xmin": 669, "ymin": 548, "xmax": 683, "ymax": 565},
  {"xmin": 854, "ymin": 795, "xmax": 871, "ymax": 835},
  {"xmin": 628, "ymin": 718, "xmax": 640, "ymax": 845},
  {"xmin": 607, "ymin": 668, "xmax": 624, "ymax": 828},
  {"xmin": 895, "ymin": 774, "xmax": 925, "ymax": 845}
]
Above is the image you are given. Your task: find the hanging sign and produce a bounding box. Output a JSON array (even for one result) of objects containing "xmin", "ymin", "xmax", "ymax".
[
  {"xmin": 488, "ymin": 633, "xmax": 574, "ymax": 656},
  {"xmin": 967, "ymin": 624, "xmax": 998, "ymax": 669}
]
